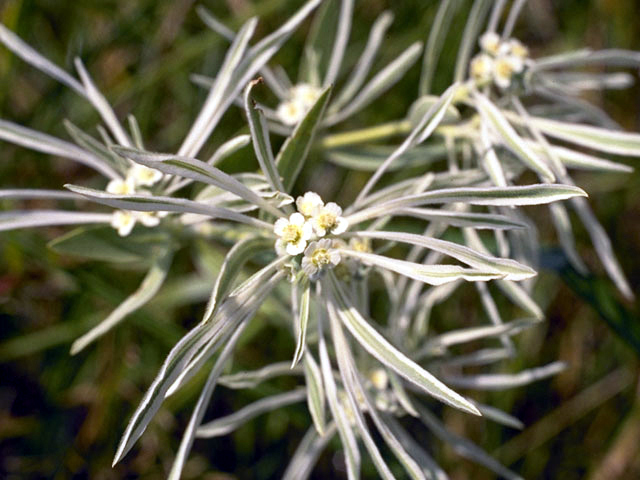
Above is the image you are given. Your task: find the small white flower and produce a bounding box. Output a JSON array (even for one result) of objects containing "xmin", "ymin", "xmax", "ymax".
[
  {"xmin": 106, "ymin": 177, "xmax": 136, "ymax": 195},
  {"xmin": 302, "ymin": 239, "xmax": 341, "ymax": 280},
  {"xmin": 291, "ymin": 83, "xmax": 320, "ymax": 109},
  {"xmin": 369, "ymin": 368, "xmax": 389, "ymax": 391},
  {"xmin": 296, "ymin": 191, "xmax": 324, "ymax": 217},
  {"xmin": 493, "ymin": 54, "xmax": 524, "ymax": 89},
  {"xmin": 479, "ymin": 31, "xmax": 501, "ymax": 55},
  {"xmin": 499, "ymin": 38, "xmax": 529, "ymax": 59},
  {"xmin": 470, "ymin": 53, "xmax": 494, "ymax": 82},
  {"xmin": 274, "ymin": 212, "xmax": 313, "ymax": 256},
  {"xmin": 311, "ymin": 202, "xmax": 348, "ymax": 237},
  {"xmin": 276, "ymin": 84, "xmax": 321, "ymax": 126},
  {"xmin": 129, "ymin": 164, "xmax": 163, "ymax": 187},
  {"xmin": 276, "ymin": 99, "xmax": 306, "ymax": 126},
  {"xmin": 111, "ymin": 210, "xmax": 136, "ymax": 236},
  {"xmin": 136, "ymin": 211, "xmax": 161, "ymax": 227}
]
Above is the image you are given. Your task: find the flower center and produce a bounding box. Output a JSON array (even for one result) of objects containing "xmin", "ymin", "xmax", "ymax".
[
  {"xmin": 311, "ymin": 248, "xmax": 331, "ymax": 267},
  {"xmin": 316, "ymin": 211, "xmax": 337, "ymax": 231},
  {"xmin": 281, "ymin": 223, "xmax": 302, "ymax": 243},
  {"xmin": 495, "ymin": 58, "xmax": 514, "ymax": 78}
]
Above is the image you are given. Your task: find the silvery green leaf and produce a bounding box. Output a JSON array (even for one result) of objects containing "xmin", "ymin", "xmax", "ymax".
[
  {"xmin": 0, "ymin": 24, "xmax": 86, "ymax": 95},
  {"xmin": 178, "ymin": 17, "xmax": 257, "ymax": 158},
  {"xmin": 109, "ymin": 147, "xmax": 284, "ymax": 218},
  {"xmin": 325, "ymin": 272, "xmax": 481, "ymax": 416},
  {"xmin": 527, "ymin": 142, "xmax": 633, "ymax": 173},
  {"xmin": 64, "ymin": 184, "xmax": 273, "ymax": 230},
  {"xmin": 341, "ymin": 249, "xmax": 504, "ymax": 285},
  {"xmin": 534, "ymin": 49, "xmax": 640, "ymax": 70},
  {"xmin": 326, "ymin": 316, "xmax": 428, "ymax": 479},
  {"xmin": 113, "ymin": 270, "xmax": 283, "ymax": 465},
  {"xmin": 520, "ymin": 115, "xmax": 640, "ymax": 157},
  {"xmin": 196, "ymin": 389, "xmax": 307, "ymax": 438},
  {"xmin": 398, "ymin": 207, "xmax": 527, "ymax": 230},
  {"xmin": 413, "ymin": 281, "xmax": 462, "ymax": 338},
  {"xmin": 346, "ymin": 184, "xmax": 587, "ymax": 225},
  {"xmin": 432, "ymin": 347, "xmax": 513, "ymax": 368},
  {"xmin": 303, "ymin": 353, "xmax": 326, "ymax": 436},
  {"xmin": 195, "ymin": 7, "xmax": 289, "ymax": 99},
  {"xmin": 299, "ymin": 0, "xmax": 339, "ymax": 84},
  {"xmin": 453, "ymin": 0, "xmax": 492, "ymax": 82},
  {"xmin": 479, "ymin": 121, "xmax": 508, "ymax": 187},
  {"xmin": 166, "ymin": 135, "xmax": 252, "ymax": 195},
  {"xmin": 0, "ymin": 119, "xmax": 120, "ymax": 179},
  {"xmin": 326, "ymin": 143, "xmax": 448, "ymax": 171},
  {"xmin": 168, "ymin": 259, "xmax": 289, "ymax": 397},
  {"xmin": 408, "ymin": 95, "xmax": 460, "ymax": 127},
  {"xmin": 292, "ymin": 279, "xmax": 311, "ymax": 368},
  {"xmin": 475, "ymin": 281, "xmax": 514, "ymax": 352},
  {"xmin": 387, "ymin": 370, "xmax": 419, "ymax": 417},
  {"xmin": 543, "ymin": 72, "xmax": 635, "ymax": 91},
  {"xmin": 282, "ymin": 424, "xmax": 337, "ymax": 480},
  {"xmin": 324, "ymin": 0, "xmax": 353, "ymax": 86},
  {"xmin": 474, "ymin": 403, "xmax": 524, "ymax": 430},
  {"xmin": 420, "ymin": 0, "xmax": 459, "ymax": 94},
  {"xmin": 549, "ymin": 202, "xmax": 588, "ymax": 274},
  {"xmin": 355, "ymin": 83, "xmax": 460, "ymax": 205},
  {"xmin": 127, "ymin": 115, "xmax": 144, "ymax": 150},
  {"xmin": 168, "ymin": 319, "xmax": 249, "ymax": 480},
  {"xmin": 496, "ymin": 280, "xmax": 544, "ymax": 320},
  {"xmin": 318, "ymin": 316, "xmax": 361, "ymax": 480},
  {"xmin": 238, "ymin": 0, "xmax": 322, "ymax": 87},
  {"xmin": 327, "ymin": 41, "xmax": 423, "ymax": 126},
  {"xmin": 444, "ymin": 361, "xmax": 567, "ymax": 390},
  {"xmin": 219, "ymin": 362, "xmax": 303, "ymax": 389},
  {"xmin": 203, "ymin": 236, "xmax": 272, "ymax": 322},
  {"xmin": 0, "ymin": 210, "xmax": 111, "ymax": 232},
  {"xmin": 328, "ymin": 309, "xmax": 396, "ymax": 480},
  {"xmin": 244, "ymin": 80, "xmax": 286, "ymax": 193},
  {"xmin": 382, "ymin": 414, "xmax": 448, "ymax": 480},
  {"xmin": 0, "ymin": 189, "xmax": 80, "ymax": 201},
  {"xmin": 417, "ymin": 318, "xmax": 538, "ymax": 357},
  {"xmin": 571, "ymin": 196, "xmax": 634, "ymax": 300},
  {"xmin": 474, "ymin": 92, "xmax": 555, "ymax": 181},
  {"xmin": 74, "ymin": 58, "xmax": 133, "ymax": 148},
  {"xmin": 502, "ymin": 0, "xmax": 526, "ymax": 37},
  {"xmin": 331, "ymin": 11, "xmax": 394, "ymax": 111},
  {"xmin": 113, "ymin": 313, "xmax": 231, "ymax": 465},
  {"xmin": 354, "ymin": 230, "xmax": 536, "ymax": 281},
  {"xmin": 275, "ymin": 85, "xmax": 332, "ymax": 191},
  {"xmin": 71, "ymin": 248, "xmax": 173, "ymax": 354},
  {"xmin": 64, "ymin": 120, "xmax": 129, "ymax": 175},
  {"xmin": 48, "ymin": 226, "xmax": 170, "ymax": 264},
  {"xmin": 415, "ymin": 403, "xmax": 522, "ymax": 480},
  {"xmin": 209, "ymin": 135, "xmax": 251, "ymax": 166}
]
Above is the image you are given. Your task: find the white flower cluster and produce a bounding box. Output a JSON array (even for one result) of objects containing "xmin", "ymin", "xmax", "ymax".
[
  {"xmin": 276, "ymin": 83, "xmax": 322, "ymax": 126},
  {"xmin": 107, "ymin": 164, "xmax": 163, "ymax": 236},
  {"xmin": 273, "ymin": 191, "xmax": 348, "ymax": 280},
  {"xmin": 470, "ymin": 31, "xmax": 529, "ymax": 89}
]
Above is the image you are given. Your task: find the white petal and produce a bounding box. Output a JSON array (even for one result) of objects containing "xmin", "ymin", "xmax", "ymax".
[
  {"xmin": 331, "ymin": 217, "xmax": 348, "ymax": 235},
  {"xmin": 287, "ymin": 240, "xmax": 306, "ymax": 255},
  {"xmin": 290, "ymin": 212, "xmax": 306, "ymax": 226},
  {"xmin": 324, "ymin": 202, "xmax": 342, "ymax": 216},
  {"xmin": 274, "ymin": 218, "xmax": 289, "ymax": 236},
  {"xmin": 275, "ymin": 239, "xmax": 287, "ymax": 256}
]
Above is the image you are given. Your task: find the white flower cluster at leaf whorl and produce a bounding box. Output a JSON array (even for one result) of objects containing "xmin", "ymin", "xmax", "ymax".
[
  {"xmin": 470, "ymin": 32, "xmax": 529, "ymax": 89},
  {"xmin": 276, "ymin": 83, "xmax": 322, "ymax": 126},
  {"xmin": 274, "ymin": 191, "xmax": 347, "ymax": 279},
  {"xmin": 107, "ymin": 164, "xmax": 163, "ymax": 236}
]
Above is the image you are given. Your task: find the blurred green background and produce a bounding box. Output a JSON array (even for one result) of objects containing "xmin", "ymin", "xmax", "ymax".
[{"xmin": 1, "ymin": 0, "xmax": 640, "ymax": 478}]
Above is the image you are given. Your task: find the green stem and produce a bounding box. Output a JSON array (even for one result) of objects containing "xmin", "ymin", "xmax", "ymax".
[{"xmin": 320, "ymin": 120, "xmax": 412, "ymax": 149}]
